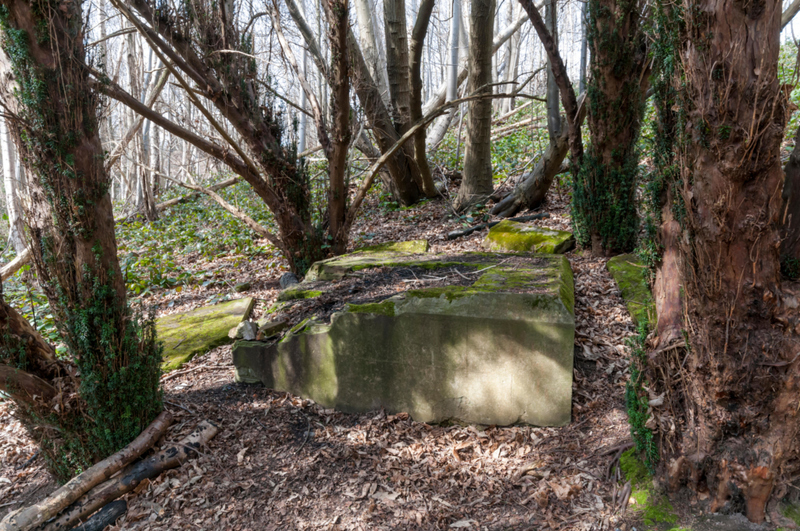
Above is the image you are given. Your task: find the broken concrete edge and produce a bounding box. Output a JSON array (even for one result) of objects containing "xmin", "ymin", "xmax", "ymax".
[
  {"xmin": 157, "ymin": 297, "xmax": 255, "ymax": 372},
  {"xmin": 606, "ymin": 254, "xmax": 656, "ymax": 329},
  {"xmin": 483, "ymin": 220, "xmax": 576, "ymax": 254}
]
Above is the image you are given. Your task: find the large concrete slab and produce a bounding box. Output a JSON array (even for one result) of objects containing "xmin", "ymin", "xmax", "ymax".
[
  {"xmin": 157, "ymin": 297, "xmax": 254, "ymax": 371},
  {"xmin": 234, "ymin": 250, "xmax": 574, "ymax": 426}
]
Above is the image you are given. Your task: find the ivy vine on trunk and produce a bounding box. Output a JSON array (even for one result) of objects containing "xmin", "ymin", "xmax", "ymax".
[
  {"xmin": 571, "ymin": 0, "xmax": 648, "ymax": 256},
  {"xmin": 0, "ymin": 0, "xmax": 162, "ymax": 479}
]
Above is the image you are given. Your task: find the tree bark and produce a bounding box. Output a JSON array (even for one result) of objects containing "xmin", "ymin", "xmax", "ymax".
[
  {"xmin": 780, "ymin": 127, "xmax": 800, "ymax": 270},
  {"xmin": 647, "ymin": 0, "xmax": 800, "ymax": 522},
  {"xmin": 571, "ymin": 0, "xmax": 648, "ymax": 255},
  {"xmin": 0, "ymin": 0, "xmax": 163, "ymax": 473},
  {"xmin": 454, "ymin": 0, "xmax": 496, "ymax": 212}
]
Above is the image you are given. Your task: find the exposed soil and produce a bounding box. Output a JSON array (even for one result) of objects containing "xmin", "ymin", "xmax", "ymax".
[{"xmin": 0, "ymin": 191, "xmax": 653, "ymax": 530}]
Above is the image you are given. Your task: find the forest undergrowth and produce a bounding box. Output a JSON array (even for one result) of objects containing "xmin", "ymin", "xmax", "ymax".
[{"xmin": 0, "ymin": 174, "xmax": 674, "ymax": 531}]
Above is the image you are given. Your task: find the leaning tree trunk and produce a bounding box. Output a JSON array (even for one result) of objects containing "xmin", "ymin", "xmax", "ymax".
[
  {"xmin": 0, "ymin": 0, "xmax": 162, "ymax": 477},
  {"xmin": 454, "ymin": 0, "xmax": 496, "ymax": 212},
  {"xmin": 571, "ymin": 0, "xmax": 647, "ymax": 255},
  {"xmin": 645, "ymin": 0, "xmax": 800, "ymax": 522}
]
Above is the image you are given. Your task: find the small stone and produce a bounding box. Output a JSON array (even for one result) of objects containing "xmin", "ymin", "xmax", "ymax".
[
  {"xmin": 233, "ymin": 282, "xmax": 252, "ymax": 293},
  {"xmin": 229, "ymin": 320, "xmax": 258, "ymax": 340},
  {"xmin": 279, "ymin": 272, "xmax": 300, "ymax": 289},
  {"xmin": 256, "ymin": 319, "xmax": 289, "ymax": 340}
]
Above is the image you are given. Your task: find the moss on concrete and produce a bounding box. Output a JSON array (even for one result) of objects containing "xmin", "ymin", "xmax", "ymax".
[
  {"xmin": 607, "ymin": 254, "xmax": 656, "ymax": 328},
  {"xmin": 347, "ymin": 300, "xmax": 397, "ymax": 316},
  {"xmin": 157, "ymin": 297, "xmax": 254, "ymax": 371},
  {"xmin": 277, "ymin": 288, "xmax": 324, "ymax": 302},
  {"xmin": 355, "ymin": 239, "xmax": 429, "ymax": 253},
  {"xmin": 484, "ymin": 220, "xmax": 575, "ymax": 253}
]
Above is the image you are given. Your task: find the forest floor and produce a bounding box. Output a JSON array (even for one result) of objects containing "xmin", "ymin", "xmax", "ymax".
[{"xmin": 0, "ymin": 184, "xmax": 709, "ymax": 530}]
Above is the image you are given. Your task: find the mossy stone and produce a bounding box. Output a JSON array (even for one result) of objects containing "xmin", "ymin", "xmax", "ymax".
[
  {"xmin": 606, "ymin": 254, "xmax": 656, "ymax": 328},
  {"xmin": 484, "ymin": 220, "xmax": 575, "ymax": 254},
  {"xmin": 157, "ymin": 297, "xmax": 254, "ymax": 371}
]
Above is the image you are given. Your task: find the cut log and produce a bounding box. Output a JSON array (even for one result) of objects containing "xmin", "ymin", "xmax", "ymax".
[
  {"xmin": 0, "ymin": 411, "xmax": 172, "ymax": 531},
  {"xmin": 43, "ymin": 420, "xmax": 219, "ymax": 531},
  {"xmin": 69, "ymin": 500, "xmax": 127, "ymax": 531}
]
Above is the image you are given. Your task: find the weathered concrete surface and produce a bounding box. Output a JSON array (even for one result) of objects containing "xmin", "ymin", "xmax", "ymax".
[
  {"xmin": 234, "ymin": 252, "xmax": 574, "ymax": 426},
  {"xmin": 606, "ymin": 254, "xmax": 656, "ymax": 329},
  {"xmin": 158, "ymin": 297, "xmax": 254, "ymax": 371},
  {"xmin": 484, "ymin": 220, "xmax": 575, "ymax": 254}
]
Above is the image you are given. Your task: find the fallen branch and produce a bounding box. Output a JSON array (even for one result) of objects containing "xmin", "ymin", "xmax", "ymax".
[
  {"xmin": 43, "ymin": 420, "xmax": 219, "ymax": 531},
  {"xmin": 445, "ymin": 212, "xmax": 550, "ymax": 240},
  {"xmin": 0, "ymin": 248, "xmax": 30, "ymax": 281},
  {"xmin": 160, "ymin": 175, "xmax": 283, "ymax": 251},
  {"xmin": 70, "ymin": 500, "xmax": 127, "ymax": 531},
  {"xmin": 0, "ymin": 411, "xmax": 172, "ymax": 531}
]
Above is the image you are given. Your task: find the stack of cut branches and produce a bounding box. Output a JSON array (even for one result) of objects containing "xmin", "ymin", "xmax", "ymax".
[{"xmin": 0, "ymin": 413, "xmax": 219, "ymax": 531}]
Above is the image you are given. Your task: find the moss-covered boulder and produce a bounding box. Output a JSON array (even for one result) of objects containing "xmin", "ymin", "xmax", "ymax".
[
  {"xmin": 305, "ymin": 239, "xmax": 430, "ymax": 281},
  {"xmin": 234, "ymin": 252, "xmax": 575, "ymax": 426},
  {"xmin": 484, "ymin": 220, "xmax": 575, "ymax": 254},
  {"xmin": 606, "ymin": 254, "xmax": 656, "ymax": 329},
  {"xmin": 157, "ymin": 297, "xmax": 254, "ymax": 371}
]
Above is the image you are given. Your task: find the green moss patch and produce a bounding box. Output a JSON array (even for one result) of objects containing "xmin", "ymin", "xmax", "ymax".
[
  {"xmin": 355, "ymin": 239, "xmax": 429, "ymax": 254},
  {"xmin": 782, "ymin": 502, "xmax": 800, "ymax": 527},
  {"xmin": 157, "ymin": 297, "xmax": 254, "ymax": 371},
  {"xmin": 620, "ymin": 449, "xmax": 678, "ymax": 529},
  {"xmin": 277, "ymin": 288, "xmax": 324, "ymax": 302},
  {"xmin": 347, "ymin": 300, "xmax": 396, "ymax": 316},
  {"xmin": 484, "ymin": 220, "xmax": 575, "ymax": 254},
  {"xmin": 607, "ymin": 254, "xmax": 656, "ymax": 328}
]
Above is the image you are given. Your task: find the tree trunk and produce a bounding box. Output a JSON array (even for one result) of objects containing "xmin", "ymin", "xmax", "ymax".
[
  {"xmin": 323, "ymin": 0, "xmax": 351, "ymax": 255},
  {"xmin": 384, "ymin": 0, "xmax": 412, "ymax": 131},
  {"xmin": 454, "ymin": 0, "xmax": 495, "ymax": 212},
  {"xmin": 408, "ymin": 0, "xmax": 438, "ymax": 197},
  {"xmin": 1, "ymin": 115, "xmax": 25, "ymax": 254},
  {"xmin": 647, "ymin": 0, "xmax": 800, "ymax": 522},
  {"xmin": 544, "ymin": 0, "xmax": 560, "ymax": 140},
  {"xmin": 571, "ymin": 0, "xmax": 647, "ymax": 255},
  {"xmin": 0, "ymin": 0, "xmax": 163, "ymax": 476},
  {"xmin": 780, "ymin": 127, "xmax": 800, "ymax": 273},
  {"xmin": 354, "ymin": 0, "xmax": 390, "ymax": 104}
]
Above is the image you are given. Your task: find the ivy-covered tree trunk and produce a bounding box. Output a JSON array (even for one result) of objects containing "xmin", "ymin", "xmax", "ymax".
[
  {"xmin": 780, "ymin": 126, "xmax": 800, "ymax": 278},
  {"xmin": 644, "ymin": 0, "xmax": 800, "ymax": 522},
  {"xmin": 572, "ymin": 0, "xmax": 647, "ymax": 255},
  {"xmin": 0, "ymin": 0, "xmax": 162, "ymax": 478}
]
